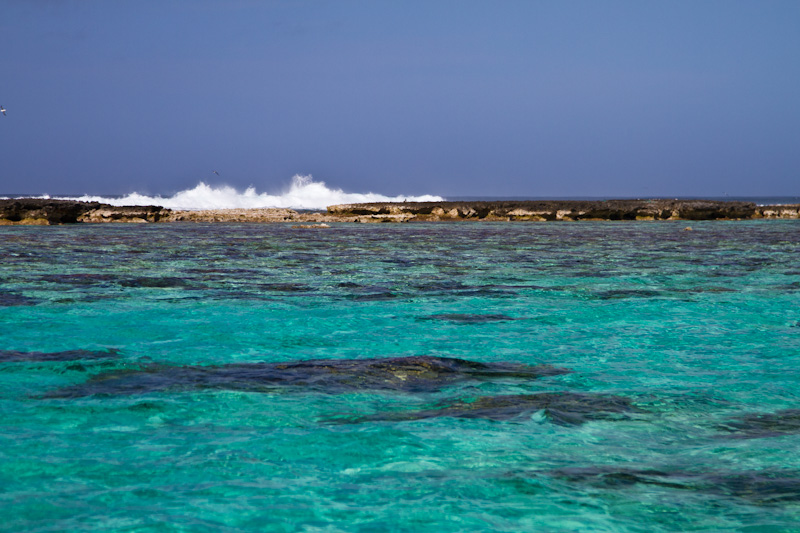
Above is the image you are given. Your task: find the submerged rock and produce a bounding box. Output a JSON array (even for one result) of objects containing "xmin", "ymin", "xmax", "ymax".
[
  {"xmin": 0, "ymin": 292, "xmax": 38, "ymax": 306},
  {"xmin": 549, "ymin": 467, "xmax": 689, "ymax": 489},
  {"xmin": 596, "ymin": 289, "xmax": 662, "ymax": 300},
  {"xmin": 718, "ymin": 409, "xmax": 800, "ymax": 439},
  {"xmin": 118, "ymin": 277, "xmax": 195, "ymax": 289},
  {"xmin": 346, "ymin": 392, "xmax": 638, "ymax": 425},
  {"xmin": 421, "ymin": 314, "xmax": 518, "ymax": 324},
  {"xmin": 44, "ymin": 355, "xmax": 570, "ymax": 398},
  {"xmin": 545, "ymin": 466, "xmax": 800, "ymax": 505},
  {"xmin": 40, "ymin": 273, "xmax": 117, "ymax": 286},
  {"xmin": 0, "ymin": 349, "xmax": 119, "ymax": 362},
  {"xmin": 291, "ymin": 223, "xmax": 331, "ymax": 229},
  {"xmin": 351, "ymin": 291, "xmax": 397, "ymax": 301}
]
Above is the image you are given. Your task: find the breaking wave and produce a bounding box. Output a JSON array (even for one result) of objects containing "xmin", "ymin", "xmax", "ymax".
[{"xmin": 55, "ymin": 175, "xmax": 444, "ymax": 210}]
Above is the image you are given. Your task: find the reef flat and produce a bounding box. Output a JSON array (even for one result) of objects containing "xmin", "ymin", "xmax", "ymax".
[{"xmin": 2, "ymin": 198, "xmax": 799, "ymax": 224}]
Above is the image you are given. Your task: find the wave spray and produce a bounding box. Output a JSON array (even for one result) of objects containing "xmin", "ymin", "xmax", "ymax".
[{"xmin": 57, "ymin": 175, "xmax": 444, "ymax": 210}]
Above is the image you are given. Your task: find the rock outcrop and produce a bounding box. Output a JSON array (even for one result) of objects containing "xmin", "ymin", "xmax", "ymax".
[
  {"xmin": 165, "ymin": 208, "xmax": 299, "ymax": 223},
  {"xmin": 327, "ymin": 199, "xmax": 762, "ymax": 221},
  {"xmin": 755, "ymin": 205, "xmax": 800, "ymax": 219},
  {"xmin": 345, "ymin": 392, "xmax": 639, "ymax": 425},
  {"xmin": 3, "ymin": 198, "xmax": 799, "ymax": 224},
  {"xmin": 0, "ymin": 199, "xmax": 169, "ymax": 224},
  {"xmin": 79, "ymin": 205, "xmax": 171, "ymax": 223}
]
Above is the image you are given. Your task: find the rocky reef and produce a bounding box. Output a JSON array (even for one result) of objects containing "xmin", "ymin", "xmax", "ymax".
[
  {"xmin": 0, "ymin": 199, "xmax": 169, "ymax": 225},
  {"xmin": 165, "ymin": 208, "xmax": 299, "ymax": 223},
  {"xmin": 327, "ymin": 199, "xmax": 799, "ymax": 221},
  {"xmin": 2, "ymin": 198, "xmax": 799, "ymax": 224},
  {"xmin": 344, "ymin": 392, "xmax": 640, "ymax": 425},
  {"xmin": 43, "ymin": 355, "xmax": 571, "ymax": 398},
  {"xmin": 717, "ymin": 409, "xmax": 800, "ymax": 439},
  {"xmin": 0, "ymin": 199, "xmax": 332, "ymax": 225},
  {"xmin": 532, "ymin": 466, "xmax": 800, "ymax": 505},
  {"xmin": 0, "ymin": 348, "xmax": 119, "ymax": 362},
  {"xmin": 537, "ymin": 467, "xmax": 800, "ymax": 505}
]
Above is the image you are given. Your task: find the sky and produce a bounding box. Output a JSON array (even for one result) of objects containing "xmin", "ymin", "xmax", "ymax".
[{"xmin": 1, "ymin": 0, "xmax": 799, "ymax": 199}]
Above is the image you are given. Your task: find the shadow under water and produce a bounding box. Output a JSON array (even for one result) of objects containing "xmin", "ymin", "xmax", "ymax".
[{"xmin": 44, "ymin": 355, "xmax": 570, "ymax": 398}]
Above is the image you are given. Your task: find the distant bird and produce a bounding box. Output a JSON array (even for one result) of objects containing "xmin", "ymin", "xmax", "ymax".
[
  {"xmin": 213, "ymin": 170, "xmax": 220, "ymax": 176},
  {"xmin": 0, "ymin": 106, "xmax": 5, "ymax": 116}
]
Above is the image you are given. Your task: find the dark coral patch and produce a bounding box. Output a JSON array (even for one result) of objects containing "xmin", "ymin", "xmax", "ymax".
[
  {"xmin": 0, "ymin": 292, "xmax": 38, "ymax": 306},
  {"xmin": 545, "ymin": 467, "xmax": 800, "ymax": 505},
  {"xmin": 597, "ymin": 289, "xmax": 662, "ymax": 300},
  {"xmin": 0, "ymin": 349, "xmax": 119, "ymax": 362},
  {"xmin": 718, "ymin": 409, "xmax": 800, "ymax": 439},
  {"xmin": 40, "ymin": 273, "xmax": 117, "ymax": 286},
  {"xmin": 44, "ymin": 355, "xmax": 570, "ymax": 398},
  {"xmin": 352, "ymin": 392, "xmax": 637, "ymax": 425},
  {"xmin": 259, "ymin": 283, "xmax": 314, "ymax": 292},
  {"xmin": 421, "ymin": 313, "xmax": 518, "ymax": 324},
  {"xmin": 118, "ymin": 277, "xmax": 194, "ymax": 288},
  {"xmin": 352, "ymin": 292, "xmax": 397, "ymax": 301}
]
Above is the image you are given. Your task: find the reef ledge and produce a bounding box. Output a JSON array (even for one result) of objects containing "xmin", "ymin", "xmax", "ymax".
[
  {"xmin": 326, "ymin": 199, "xmax": 800, "ymax": 222},
  {"xmin": 1, "ymin": 198, "xmax": 799, "ymax": 224}
]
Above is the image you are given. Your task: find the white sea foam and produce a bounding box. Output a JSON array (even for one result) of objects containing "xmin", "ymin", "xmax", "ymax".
[{"xmin": 53, "ymin": 175, "xmax": 444, "ymax": 210}]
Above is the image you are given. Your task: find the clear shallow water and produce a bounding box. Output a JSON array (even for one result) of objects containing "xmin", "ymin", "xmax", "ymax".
[{"xmin": 1, "ymin": 221, "xmax": 799, "ymax": 532}]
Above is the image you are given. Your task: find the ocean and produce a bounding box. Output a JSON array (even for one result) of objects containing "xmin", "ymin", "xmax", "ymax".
[{"xmin": 2, "ymin": 220, "xmax": 800, "ymax": 532}]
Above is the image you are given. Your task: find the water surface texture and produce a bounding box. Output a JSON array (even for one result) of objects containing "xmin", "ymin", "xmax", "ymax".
[{"xmin": 1, "ymin": 222, "xmax": 799, "ymax": 532}]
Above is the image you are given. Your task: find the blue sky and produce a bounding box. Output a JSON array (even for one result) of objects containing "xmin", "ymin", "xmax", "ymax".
[{"xmin": 1, "ymin": 0, "xmax": 798, "ymax": 198}]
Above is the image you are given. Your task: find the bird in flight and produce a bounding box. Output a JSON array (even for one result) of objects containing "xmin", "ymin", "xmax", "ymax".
[{"xmin": 0, "ymin": 106, "xmax": 6, "ymax": 116}]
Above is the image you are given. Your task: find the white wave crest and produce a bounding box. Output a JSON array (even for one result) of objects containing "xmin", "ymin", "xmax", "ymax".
[{"xmin": 58, "ymin": 175, "xmax": 444, "ymax": 210}]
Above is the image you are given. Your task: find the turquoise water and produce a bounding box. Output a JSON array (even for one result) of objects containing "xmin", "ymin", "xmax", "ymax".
[{"xmin": 1, "ymin": 221, "xmax": 799, "ymax": 532}]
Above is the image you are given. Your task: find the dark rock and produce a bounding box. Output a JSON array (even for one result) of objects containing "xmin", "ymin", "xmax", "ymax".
[
  {"xmin": 411, "ymin": 280, "xmax": 471, "ymax": 292},
  {"xmin": 352, "ymin": 291, "xmax": 397, "ymax": 301},
  {"xmin": 118, "ymin": 277, "xmax": 194, "ymax": 288},
  {"xmin": 0, "ymin": 292, "xmax": 38, "ymax": 306},
  {"xmin": 718, "ymin": 409, "xmax": 800, "ymax": 439},
  {"xmin": 259, "ymin": 283, "xmax": 314, "ymax": 292},
  {"xmin": 549, "ymin": 467, "xmax": 689, "ymax": 489},
  {"xmin": 0, "ymin": 349, "xmax": 119, "ymax": 362},
  {"xmin": 40, "ymin": 273, "xmax": 117, "ymax": 286},
  {"xmin": 348, "ymin": 392, "xmax": 638, "ymax": 425},
  {"xmin": 43, "ymin": 355, "xmax": 570, "ymax": 398},
  {"xmin": 0, "ymin": 199, "xmax": 101, "ymax": 224},
  {"xmin": 597, "ymin": 289, "xmax": 662, "ymax": 300},
  {"xmin": 545, "ymin": 466, "xmax": 800, "ymax": 505},
  {"xmin": 327, "ymin": 199, "xmax": 760, "ymax": 221},
  {"xmin": 421, "ymin": 314, "xmax": 518, "ymax": 324},
  {"xmin": 0, "ymin": 198, "xmax": 169, "ymax": 224}
]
